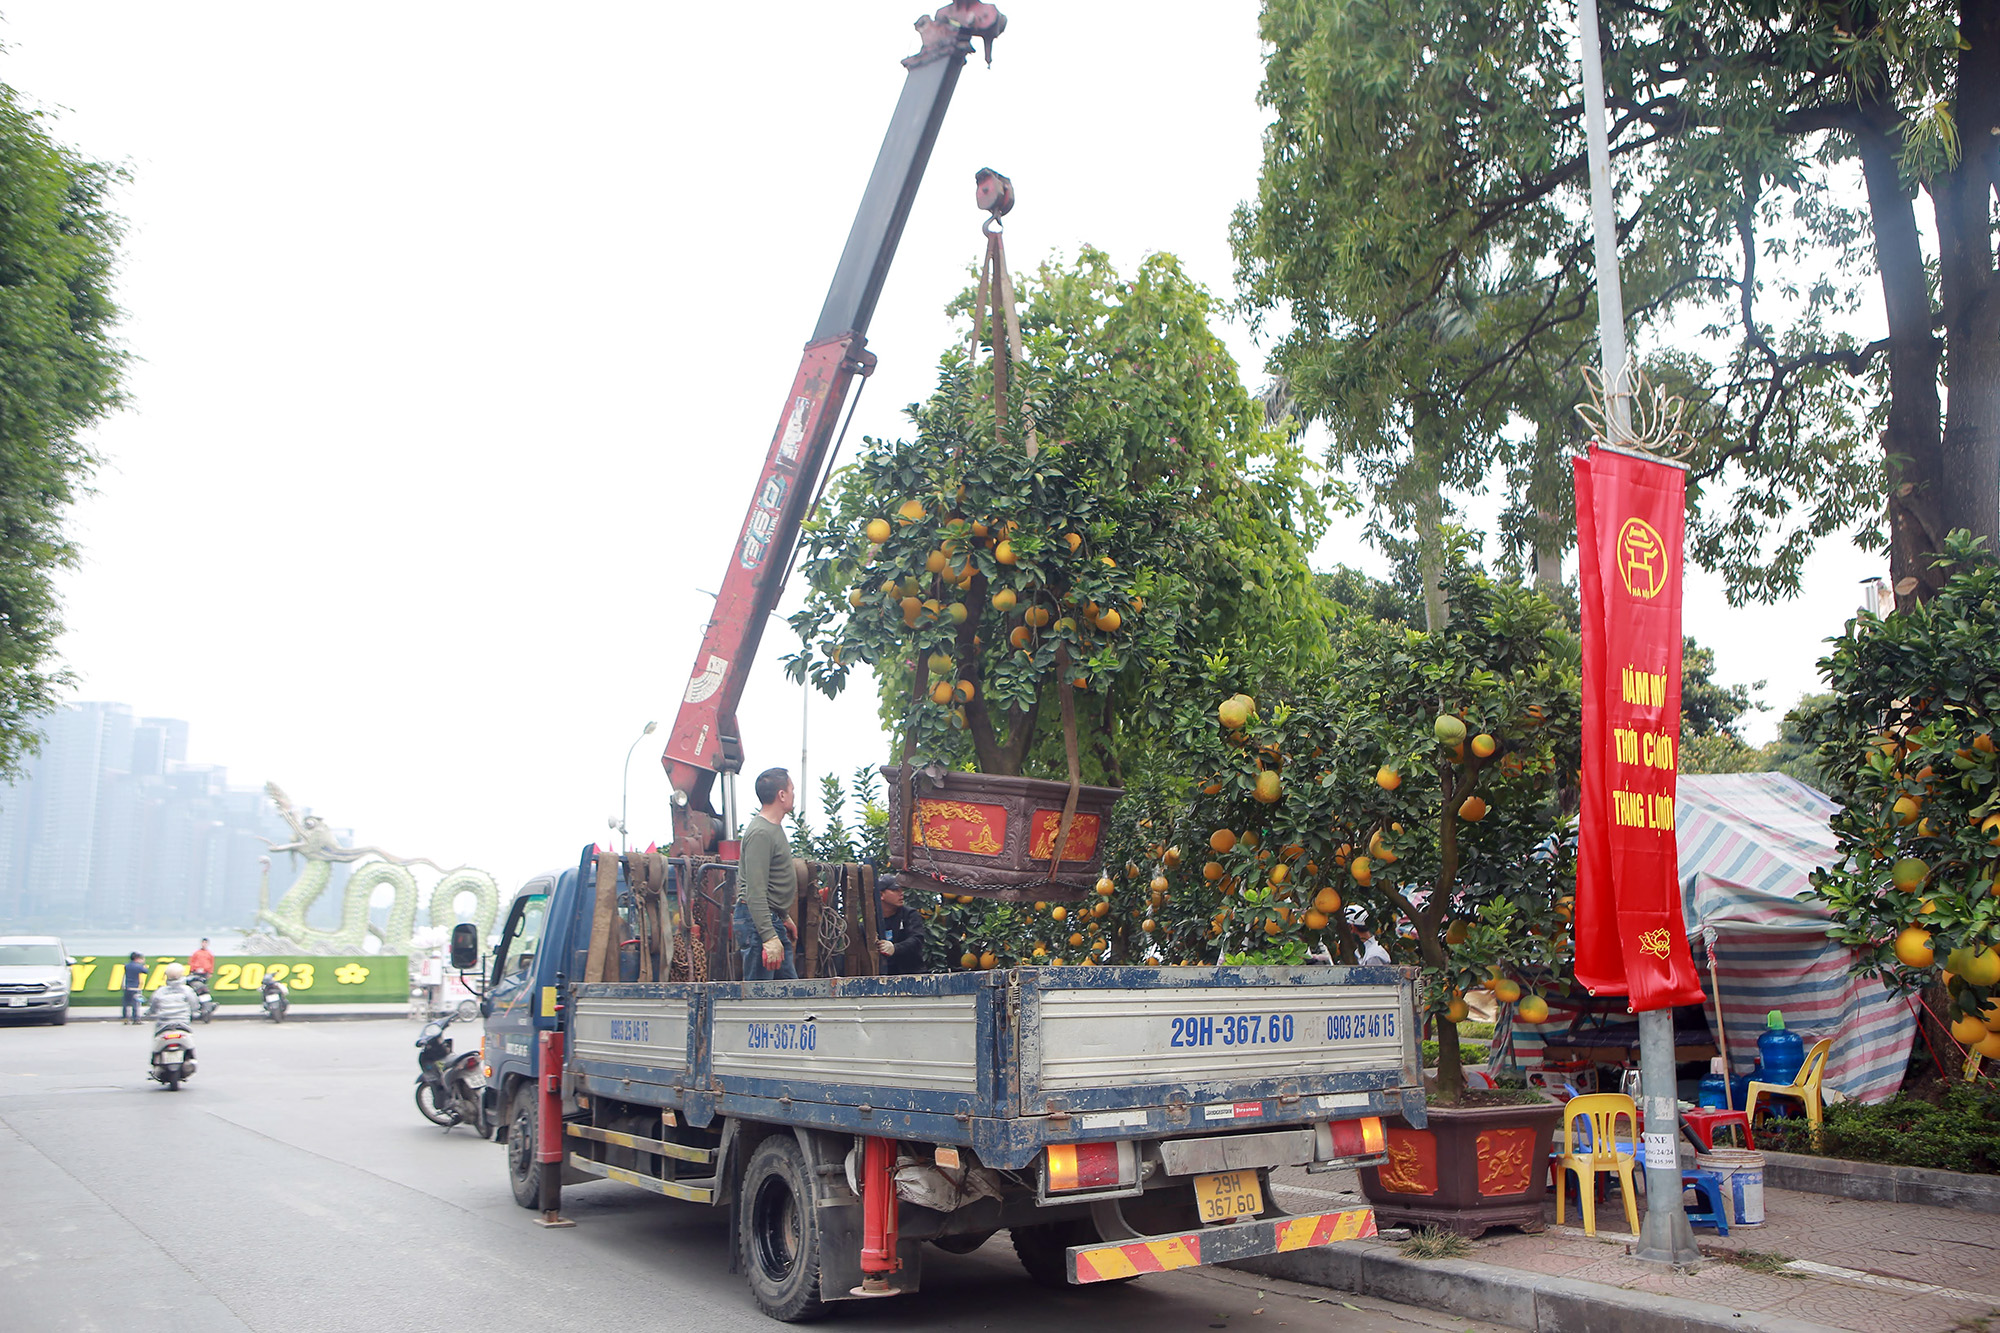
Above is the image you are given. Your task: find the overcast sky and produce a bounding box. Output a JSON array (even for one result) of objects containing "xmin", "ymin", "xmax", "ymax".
[{"xmin": 1, "ymin": 2, "xmax": 1882, "ymax": 899}]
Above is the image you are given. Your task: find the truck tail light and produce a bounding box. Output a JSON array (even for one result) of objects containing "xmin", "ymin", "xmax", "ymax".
[
  {"xmin": 1316, "ymin": 1116, "xmax": 1386, "ymax": 1162},
  {"xmin": 1044, "ymin": 1141, "xmax": 1136, "ymax": 1193}
]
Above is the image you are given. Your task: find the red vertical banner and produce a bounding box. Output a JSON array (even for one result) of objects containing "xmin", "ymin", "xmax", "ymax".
[{"xmin": 1571, "ymin": 446, "xmax": 1704, "ymax": 1011}]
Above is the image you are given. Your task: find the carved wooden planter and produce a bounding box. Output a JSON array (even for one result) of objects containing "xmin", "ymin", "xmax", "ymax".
[
  {"xmin": 1357, "ymin": 1096, "xmax": 1563, "ymax": 1239},
  {"xmin": 881, "ymin": 766, "xmax": 1123, "ymax": 901}
]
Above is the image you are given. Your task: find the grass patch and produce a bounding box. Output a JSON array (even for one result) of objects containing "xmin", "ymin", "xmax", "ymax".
[
  {"xmin": 1399, "ymin": 1226, "xmax": 1472, "ymax": 1260},
  {"xmin": 1421, "ymin": 1039, "xmax": 1489, "ymax": 1066},
  {"xmin": 1709, "ymin": 1248, "xmax": 1801, "ymax": 1278}
]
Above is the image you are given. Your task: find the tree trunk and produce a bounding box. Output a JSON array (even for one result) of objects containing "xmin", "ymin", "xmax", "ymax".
[
  {"xmin": 1857, "ymin": 116, "xmax": 1947, "ymax": 602},
  {"xmin": 1424, "ymin": 757, "xmax": 1467, "ymax": 1103},
  {"xmin": 1931, "ymin": 2, "xmax": 2000, "ymax": 577},
  {"xmin": 1412, "ymin": 447, "xmax": 1449, "ymax": 631}
]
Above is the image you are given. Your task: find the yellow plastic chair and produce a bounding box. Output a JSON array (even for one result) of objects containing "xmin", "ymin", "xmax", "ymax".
[
  {"xmin": 1554, "ymin": 1093, "xmax": 1640, "ymax": 1236},
  {"xmin": 1745, "ymin": 1037, "xmax": 1833, "ymax": 1146}
]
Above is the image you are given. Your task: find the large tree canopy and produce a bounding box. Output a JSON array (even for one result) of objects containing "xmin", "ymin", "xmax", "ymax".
[
  {"xmin": 1233, "ymin": 0, "xmax": 1997, "ymax": 607},
  {"xmin": 0, "ymin": 85, "xmax": 124, "ymax": 778},
  {"xmin": 789, "ymin": 248, "xmax": 1332, "ymax": 785}
]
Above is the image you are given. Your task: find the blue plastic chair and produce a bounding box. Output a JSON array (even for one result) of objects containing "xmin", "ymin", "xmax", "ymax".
[{"xmin": 1682, "ymin": 1169, "xmax": 1728, "ymax": 1235}]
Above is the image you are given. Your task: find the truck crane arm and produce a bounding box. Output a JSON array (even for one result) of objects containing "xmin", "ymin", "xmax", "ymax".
[{"xmin": 662, "ymin": 3, "xmax": 1006, "ymax": 852}]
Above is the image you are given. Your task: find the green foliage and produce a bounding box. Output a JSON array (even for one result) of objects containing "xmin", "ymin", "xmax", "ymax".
[
  {"xmin": 1682, "ymin": 637, "xmax": 1761, "ymax": 740},
  {"xmin": 1145, "ymin": 560, "xmax": 1582, "ymax": 1099},
  {"xmin": 1231, "ymin": 0, "xmax": 1985, "ymax": 604},
  {"xmin": 1758, "ymin": 1083, "xmax": 2000, "ymax": 1176},
  {"xmin": 788, "ymin": 249, "xmax": 1332, "ymax": 782},
  {"xmin": 1316, "ymin": 564, "xmax": 1424, "ymax": 629},
  {"xmin": 1682, "ymin": 693, "xmax": 1834, "ymax": 791},
  {"xmin": 1421, "ymin": 1039, "xmax": 1489, "ymax": 1067},
  {"xmin": 1805, "ymin": 535, "xmax": 2000, "ymax": 1004},
  {"xmin": 787, "ymin": 768, "xmax": 888, "ymax": 865},
  {"xmin": 0, "ymin": 86, "xmax": 125, "ymax": 779}
]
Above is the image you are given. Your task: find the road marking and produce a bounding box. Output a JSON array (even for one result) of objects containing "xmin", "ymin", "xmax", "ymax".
[
  {"xmin": 1274, "ymin": 1181, "xmax": 1358, "ymax": 1201},
  {"xmin": 1783, "ymin": 1259, "xmax": 1998, "ymax": 1306}
]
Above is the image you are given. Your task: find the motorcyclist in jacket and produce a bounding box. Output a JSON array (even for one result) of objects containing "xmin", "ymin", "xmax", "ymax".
[{"xmin": 146, "ymin": 964, "xmax": 203, "ymax": 1029}]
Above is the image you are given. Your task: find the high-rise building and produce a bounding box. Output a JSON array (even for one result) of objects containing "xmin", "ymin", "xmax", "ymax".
[{"xmin": 0, "ymin": 703, "xmax": 298, "ymax": 930}]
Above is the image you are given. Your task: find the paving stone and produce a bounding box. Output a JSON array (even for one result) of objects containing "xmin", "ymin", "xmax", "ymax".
[{"xmin": 1268, "ymin": 1164, "xmax": 2000, "ymax": 1332}]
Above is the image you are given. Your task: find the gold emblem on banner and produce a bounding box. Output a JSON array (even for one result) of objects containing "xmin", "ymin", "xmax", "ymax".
[
  {"xmin": 1616, "ymin": 517, "xmax": 1669, "ymax": 599},
  {"xmin": 1638, "ymin": 928, "xmax": 1671, "ymax": 959}
]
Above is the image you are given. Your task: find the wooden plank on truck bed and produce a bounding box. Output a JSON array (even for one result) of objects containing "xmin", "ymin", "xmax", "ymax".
[{"xmin": 586, "ymin": 849, "xmax": 619, "ymax": 984}]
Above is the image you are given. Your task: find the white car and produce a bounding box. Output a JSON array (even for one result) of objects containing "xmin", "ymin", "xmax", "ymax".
[{"xmin": 0, "ymin": 935, "xmax": 72, "ymax": 1025}]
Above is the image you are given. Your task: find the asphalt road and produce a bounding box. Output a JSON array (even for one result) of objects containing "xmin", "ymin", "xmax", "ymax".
[{"xmin": 1, "ymin": 1019, "xmax": 1510, "ymax": 1333}]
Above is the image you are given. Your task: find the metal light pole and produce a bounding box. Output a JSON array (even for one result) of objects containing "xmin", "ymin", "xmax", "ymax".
[
  {"xmin": 1579, "ymin": 0, "xmax": 1633, "ymax": 444},
  {"xmin": 620, "ymin": 721, "xmax": 659, "ymax": 854},
  {"xmin": 1576, "ymin": 0, "xmax": 1699, "ymax": 1267}
]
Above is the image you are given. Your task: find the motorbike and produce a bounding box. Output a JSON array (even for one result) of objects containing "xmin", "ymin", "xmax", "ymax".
[
  {"xmin": 185, "ymin": 974, "xmax": 217, "ymax": 1023},
  {"xmin": 414, "ymin": 1011, "xmax": 486, "ymax": 1134},
  {"xmin": 261, "ymin": 976, "xmax": 289, "ymax": 1022},
  {"xmin": 149, "ymin": 1024, "xmax": 197, "ymax": 1090}
]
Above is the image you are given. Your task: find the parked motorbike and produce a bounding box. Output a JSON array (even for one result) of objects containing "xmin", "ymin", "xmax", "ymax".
[
  {"xmin": 261, "ymin": 975, "xmax": 289, "ymax": 1022},
  {"xmin": 185, "ymin": 974, "xmax": 217, "ymax": 1024},
  {"xmin": 150, "ymin": 1024, "xmax": 197, "ymax": 1090},
  {"xmin": 414, "ymin": 1011, "xmax": 486, "ymax": 1133}
]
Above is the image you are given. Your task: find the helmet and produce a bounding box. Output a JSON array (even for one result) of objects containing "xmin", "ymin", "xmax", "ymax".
[
  {"xmin": 164, "ymin": 962, "xmax": 186, "ymax": 980},
  {"xmin": 1343, "ymin": 905, "xmax": 1369, "ymax": 928}
]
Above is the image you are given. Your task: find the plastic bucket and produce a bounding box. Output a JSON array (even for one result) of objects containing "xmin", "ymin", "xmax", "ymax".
[{"xmin": 1694, "ymin": 1148, "xmax": 1765, "ymax": 1226}]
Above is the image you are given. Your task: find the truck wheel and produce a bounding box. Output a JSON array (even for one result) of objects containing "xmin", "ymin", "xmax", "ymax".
[
  {"xmin": 739, "ymin": 1136, "xmax": 826, "ymax": 1322},
  {"xmin": 506, "ymin": 1085, "xmax": 541, "ymax": 1209},
  {"xmin": 1013, "ymin": 1220, "xmax": 1130, "ymax": 1289}
]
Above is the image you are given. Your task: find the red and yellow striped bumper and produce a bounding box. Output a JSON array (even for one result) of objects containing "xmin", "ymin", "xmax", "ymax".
[{"xmin": 1067, "ymin": 1206, "xmax": 1377, "ymax": 1284}]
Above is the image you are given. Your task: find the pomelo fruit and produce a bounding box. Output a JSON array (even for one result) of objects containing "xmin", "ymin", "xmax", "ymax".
[{"xmin": 1894, "ymin": 925, "xmax": 1935, "ymax": 968}]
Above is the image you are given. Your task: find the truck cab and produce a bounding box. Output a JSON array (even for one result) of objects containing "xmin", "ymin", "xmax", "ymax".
[{"xmin": 479, "ymin": 864, "xmax": 572, "ymax": 1140}]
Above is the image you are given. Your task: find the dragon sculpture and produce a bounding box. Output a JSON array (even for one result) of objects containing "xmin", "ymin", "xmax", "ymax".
[{"xmin": 253, "ymin": 782, "xmax": 500, "ymax": 955}]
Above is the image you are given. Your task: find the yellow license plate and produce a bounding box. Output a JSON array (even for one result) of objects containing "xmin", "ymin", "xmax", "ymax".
[{"xmin": 1192, "ymin": 1169, "xmax": 1264, "ymax": 1223}]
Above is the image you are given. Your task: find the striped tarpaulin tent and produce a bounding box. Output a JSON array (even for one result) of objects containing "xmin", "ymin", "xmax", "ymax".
[
  {"xmin": 1675, "ymin": 772, "xmax": 1912, "ymax": 1105},
  {"xmin": 1495, "ymin": 773, "xmax": 1913, "ymax": 1104}
]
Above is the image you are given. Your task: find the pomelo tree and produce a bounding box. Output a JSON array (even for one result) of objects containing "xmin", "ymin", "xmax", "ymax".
[
  {"xmin": 1147, "ymin": 564, "xmax": 1583, "ymax": 1101},
  {"xmin": 786, "ymin": 248, "xmax": 1331, "ymax": 786},
  {"xmin": 1808, "ymin": 535, "xmax": 2000, "ymax": 1063}
]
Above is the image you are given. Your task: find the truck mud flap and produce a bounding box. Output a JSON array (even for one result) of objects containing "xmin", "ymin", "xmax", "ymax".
[{"xmin": 1066, "ymin": 1207, "xmax": 1376, "ymax": 1284}]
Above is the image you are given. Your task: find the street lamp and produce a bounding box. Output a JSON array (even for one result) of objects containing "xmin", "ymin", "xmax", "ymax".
[{"xmin": 619, "ymin": 720, "xmax": 659, "ymax": 854}]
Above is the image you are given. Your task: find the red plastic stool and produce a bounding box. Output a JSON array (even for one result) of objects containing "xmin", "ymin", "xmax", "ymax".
[{"xmin": 1680, "ymin": 1108, "xmax": 1753, "ymax": 1152}]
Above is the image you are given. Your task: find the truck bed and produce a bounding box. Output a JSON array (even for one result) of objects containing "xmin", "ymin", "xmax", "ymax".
[{"xmin": 569, "ymin": 963, "xmax": 1422, "ymax": 1169}]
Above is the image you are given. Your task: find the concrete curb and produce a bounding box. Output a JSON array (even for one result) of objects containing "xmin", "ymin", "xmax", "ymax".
[
  {"xmin": 1760, "ymin": 1148, "xmax": 2000, "ymax": 1215},
  {"xmin": 1229, "ymin": 1239, "xmax": 1847, "ymax": 1333}
]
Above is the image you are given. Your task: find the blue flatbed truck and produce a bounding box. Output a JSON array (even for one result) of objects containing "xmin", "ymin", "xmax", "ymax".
[{"xmin": 470, "ymin": 849, "xmax": 1425, "ymax": 1321}]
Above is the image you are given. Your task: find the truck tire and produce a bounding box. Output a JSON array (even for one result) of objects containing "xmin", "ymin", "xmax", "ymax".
[
  {"xmin": 506, "ymin": 1084, "xmax": 541, "ymax": 1209},
  {"xmin": 1012, "ymin": 1220, "xmax": 1133, "ymax": 1289},
  {"xmin": 738, "ymin": 1136, "xmax": 826, "ymax": 1322}
]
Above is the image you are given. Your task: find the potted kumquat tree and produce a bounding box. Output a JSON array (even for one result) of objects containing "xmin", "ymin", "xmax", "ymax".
[{"xmin": 1145, "ymin": 562, "xmax": 1580, "ymax": 1236}]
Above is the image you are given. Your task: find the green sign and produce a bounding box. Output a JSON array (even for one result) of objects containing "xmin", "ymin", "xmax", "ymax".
[{"xmin": 67, "ymin": 955, "xmax": 407, "ymax": 1005}]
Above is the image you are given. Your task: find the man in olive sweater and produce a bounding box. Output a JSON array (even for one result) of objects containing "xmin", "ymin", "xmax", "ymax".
[{"xmin": 734, "ymin": 767, "xmax": 799, "ymax": 980}]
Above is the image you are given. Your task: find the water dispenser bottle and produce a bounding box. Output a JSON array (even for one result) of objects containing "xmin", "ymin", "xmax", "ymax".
[{"xmin": 1757, "ymin": 1009, "xmax": 1806, "ymax": 1088}]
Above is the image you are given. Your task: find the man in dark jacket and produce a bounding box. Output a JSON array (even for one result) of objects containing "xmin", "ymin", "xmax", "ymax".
[{"xmin": 874, "ymin": 874, "xmax": 927, "ymax": 976}]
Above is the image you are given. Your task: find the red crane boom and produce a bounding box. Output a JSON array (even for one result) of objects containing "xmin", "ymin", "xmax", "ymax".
[{"xmin": 662, "ymin": 3, "xmax": 1006, "ymax": 852}]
